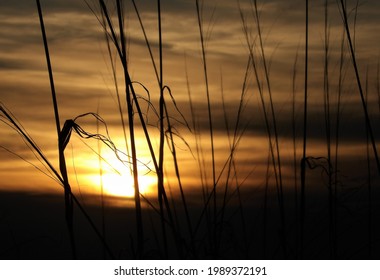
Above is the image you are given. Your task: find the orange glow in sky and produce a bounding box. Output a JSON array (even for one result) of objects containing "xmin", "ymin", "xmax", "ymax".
[{"xmin": 87, "ymin": 170, "xmax": 156, "ymax": 199}]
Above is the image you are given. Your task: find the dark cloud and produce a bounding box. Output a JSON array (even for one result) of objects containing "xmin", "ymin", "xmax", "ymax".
[
  {"xmin": 0, "ymin": 57, "xmax": 35, "ymax": 71},
  {"xmin": 0, "ymin": 0, "xmax": 89, "ymax": 14},
  {"xmin": 163, "ymin": 97, "xmax": 379, "ymax": 144}
]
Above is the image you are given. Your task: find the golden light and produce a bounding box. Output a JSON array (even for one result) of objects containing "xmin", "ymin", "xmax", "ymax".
[
  {"xmin": 78, "ymin": 145, "xmax": 157, "ymax": 199},
  {"xmin": 100, "ymin": 171, "xmax": 155, "ymax": 198}
]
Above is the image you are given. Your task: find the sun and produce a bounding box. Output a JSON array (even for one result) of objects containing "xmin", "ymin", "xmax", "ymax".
[
  {"xmin": 100, "ymin": 171, "xmax": 155, "ymax": 198},
  {"xmin": 101, "ymin": 172, "xmax": 135, "ymax": 197}
]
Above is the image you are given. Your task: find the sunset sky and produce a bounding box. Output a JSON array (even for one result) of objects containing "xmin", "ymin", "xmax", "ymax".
[
  {"xmin": 1, "ymin": 0, "xmax": 379, "ymax": 202},
  {"xmin": 1, "ymin": 0, "xmax": 380, "ymax": 260}
]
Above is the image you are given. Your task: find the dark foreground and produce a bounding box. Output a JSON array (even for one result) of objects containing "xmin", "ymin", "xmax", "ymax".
[{"xmin": 0, "ymin": 188, "xmax": 379, "ymax": 260}]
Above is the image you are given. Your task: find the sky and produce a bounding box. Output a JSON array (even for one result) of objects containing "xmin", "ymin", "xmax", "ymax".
[
  {"xmin": 0, "ymin": 0, "xmax": 380, "ymax": 259},
  {"xmin": 1, "ymin": 0, "xmax": 379, "ymax": 199}
]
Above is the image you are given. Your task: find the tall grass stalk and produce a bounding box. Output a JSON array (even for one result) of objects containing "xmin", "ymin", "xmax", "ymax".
[
  {"xmin": 338, "ymin": 0, "xmax": 380, "ymax": 174},
  {"xmin": 163, "ymin": 89, "xmax": 194, "ymax": 257},
  {"xmin": 158, "ymin": 1, "xmax": 187, "ymax": 259},
  {"xmin": 156, "ymin": 0, "xmax": 169, "ymax": 258},
  {"xmin": 334, "ymin": 23, "xmax": 349, "ymax": 258},
  {"xmin": 100, "ymin": 5, "xmax": 131, "ymax": 168},
  {"xmin": 323, "ymin": 0, "xmax": 336, "ymax": 258},
  {"xmin": 131, "ymin": 0, "xmax": 159, "ymax": 82},
  {"xmin": 153, "ymin": 0, "xmax": 186, "ymax": 257},
  {"xmin": 300, "ymin": 0, "xmax": 309, "ymax": 259},
  {"xmin": 364, "ymin": 68, "xmax": 372, "ymax": 258},
  {"xmin": 96, "ymin": 106, "xmax": 107, "ymax": 259},
  {"xmin": 220, "ymin": 74, "xmax": 230, "ymax": 248},
  {"xmin": 262, "ymin": 147, "xmax": 271, "ymax": 258},
  {"xmin": 333, "ymin": 31, "xmax": 342, "ymax": 260},
  {"xmin": 36, "ymin": 0, "xmax": 76, "ymax": 259},
  {"xmin": 114, "ymin": 0, "xmax": 144, "ymax": 257},
  {"xmin": 377, "ymin": 61, "xmax": 380, "ymax": 113},
  {"xmin": 195, "ymin": 0, "xmax": 218, "ymax": 256},
  {"xmin": 292, "ymin": 47, "xmax": 300, "ymax": 259}
]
